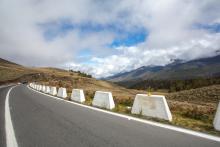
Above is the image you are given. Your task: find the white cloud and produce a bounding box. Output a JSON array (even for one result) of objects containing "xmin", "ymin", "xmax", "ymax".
[
  {"xmin": 74, "ymin": 33, "xmax": 220, "ymax": 78},
  {"xmin": 0, "ymin": 0, "xmax": 220, "ymax": 77}
]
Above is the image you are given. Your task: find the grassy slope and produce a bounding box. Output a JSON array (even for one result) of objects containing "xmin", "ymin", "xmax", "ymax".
[
  {"xmin": 0, "ymin": 58, "xmax": 144, "ymax": 101},
  {"xmin": 1, "ymin": 58, "xmax": 220, "ymax": 135},
  {"xmin": 166, "ymin": 85, "xmax": 220, "ymax": 135},
  {"xmin": 0, "ymin": 61, "xmax": 35, "ymax": 81}
]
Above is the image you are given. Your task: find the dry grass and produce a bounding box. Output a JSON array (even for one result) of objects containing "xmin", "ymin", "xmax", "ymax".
[
  {"xmin": 166, "ymin": 85, "xmax": 220, "ymax": 104},
  {"xmin": 0, "ymin": 63, "xmax": 33, "ymax": 81},
  {"xmin": 39, "ymin": 76, "xmax": 220, "ymax": 136},
  {"xmin": 33, "ymin": 66, "xmax": 220, "ymax": 135}
]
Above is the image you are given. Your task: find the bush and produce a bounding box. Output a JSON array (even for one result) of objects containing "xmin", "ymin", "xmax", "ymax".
[
  {"xmin": 182, "ymin": 107, "xmax": 210, "ymax": 121},
  {"xmin": 85, "ymin": 91, "xmax": 95, "ymax": 99},
  {"xmin": 115, "ymin": 97, "xmax": 134, "ymax": 106},
  {"xmin": 58, "ymin": 80, "xmax": 65, "ymax": 87},
  {"xmin": 69, "ymin": 70, "xmax": 92, "ymax": 78}
]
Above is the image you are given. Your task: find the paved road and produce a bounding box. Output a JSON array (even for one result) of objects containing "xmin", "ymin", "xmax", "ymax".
[{"xmin": 0, "ymin": 84, "xmax": 220, "ymax": 147}]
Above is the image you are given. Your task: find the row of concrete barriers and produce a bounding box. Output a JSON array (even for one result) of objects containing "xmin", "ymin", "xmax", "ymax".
[{"xmin": 29, "ymin": 83, "xmax": 220, "ymax": 131}]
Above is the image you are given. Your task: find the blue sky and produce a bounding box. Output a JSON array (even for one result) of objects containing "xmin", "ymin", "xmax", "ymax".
[
  {"xmin": 1, "ymin": 0, "xmax": 220, "ymax": 77},
  {"xmin": 109, "ymin": 29, "xmax": 147, "ymax": 47},
  {"xmin": 41, "ymin": 20, "xmax": 148, "ymax": 47},
  {"xmin": 195, "ymin": 23, "xmax": 220, "ymax": 33}
]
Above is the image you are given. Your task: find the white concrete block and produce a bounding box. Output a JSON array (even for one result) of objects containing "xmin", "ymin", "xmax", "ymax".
[
  {"xmin": 214, "ymin": 101, "xmax": 220, "ymax": 131},
  {"xmin": 50, "ymin": 87, "xmax": 57, "ymax": 95},
  {"xmin": 36, "ymin": 85, "xmax": 39, "ymax": 90},
  {"xmin": 131, "ymin": 94, "xmax": 172, "ymax": 121},
  {"xmin": 45, "ymin": 86, "xmax": 50, "ymax": 94},
  {"xmin": 92, "ymin": 91, "xmax": 115, "ymax": 110},
  {"xmin": 38, "ymin": 85, "xmax": 42, "ymax": 91},
  {"xmin": 40, "ymin": 85, "xmax": 43, "ymax": 91},
  {"xmin": 57, "ymin": 87, "xmax": 67, "ymax": 98},
  {"xmin": 71, "ymin": 89, "xmax": 85, "ymax": 103},
  {"xmin": 41, "ymin": 85, "xmax": 46, "ymax": 92}
]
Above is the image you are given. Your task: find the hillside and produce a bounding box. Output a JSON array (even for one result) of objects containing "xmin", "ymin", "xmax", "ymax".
[
  {"xmin": 166, "ymin": 85, "xmax": 220, "ymax": 134},
  {"xmin": 0, "ymin": 58, "xmax": 34, "ymax": 82},
  {"xmin": 106, "ymin": 54, "xmax": 220, "ymax": 82},
  {"xmin": 0, "ymin": 58, "xmax": 143, "ymax": 100}
]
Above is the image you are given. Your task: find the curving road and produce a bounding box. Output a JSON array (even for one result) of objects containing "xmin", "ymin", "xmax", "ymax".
[{"xmin": 0, "ymin": 84, "xmax": 220, "ymax": 147}]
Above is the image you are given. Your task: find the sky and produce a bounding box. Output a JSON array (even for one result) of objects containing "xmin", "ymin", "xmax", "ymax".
[{"xmin": 0, "ymin": 0, "xmax": 220, "ymax": 78}]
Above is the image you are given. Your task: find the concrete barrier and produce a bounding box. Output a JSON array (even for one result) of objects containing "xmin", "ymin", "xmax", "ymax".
[
  {"xmin": 131, "ymin": 94, "xmax": 172, "ymax": 121},
  {"xmin": 39, "ymin": 85, "xmax": 42, "ymax": 90},
  {"xmin": 45, "ymin": 86, "xmax": 50, "ymax": 94},
  {"xmin": 36, "ymin": 85, "xmax": 39, "ymax": 90},
  {"xmin": 50, "ymin": 87, "xmax": 57, "ymax": 95},
  {"xmin": 57, "ymin": 87, "xmax": 67, "ymax": 98},
  {"xmin": 214, "ymin": 101, "xmax": 220, "ymax": 131},
  {"xmin": 41, "ymin": 85, "xmax": 46, "ymax": 92},
  {"xmin": 71, "ymin": 89, "xmax": 85, "ymax": 103},
  {"xmin": 92, "ymin": 91, "xmax": 115, "ymax": 110},
  {"xmin": 37, "ymin": 85, "xmax": 42, "ymax": 91}
]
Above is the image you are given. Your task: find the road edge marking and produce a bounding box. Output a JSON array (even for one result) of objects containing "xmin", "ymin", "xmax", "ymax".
[
  {"xmin": 27, "ymin": 86, "xmax": 220, "ymax": 142},
  {"xmin": 5, "ymin": 86, "xmax": 18, "ymax": 147},
  {"xmin": 0, "ymin": 84, "xmax": 14, "ymax": 89}
]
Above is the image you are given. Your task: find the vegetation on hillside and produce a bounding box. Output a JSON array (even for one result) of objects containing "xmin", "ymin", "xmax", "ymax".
[
  {"xmin": 118, "ymin": 77, "xmax": 220, "ymax": 92},
  {"xmin": 0, "ymin": 58, "xmax": 80, "ymax": 84},
  {"xmin": 69, "ymin": 70, "xmax": 92, "ymax": 78}
]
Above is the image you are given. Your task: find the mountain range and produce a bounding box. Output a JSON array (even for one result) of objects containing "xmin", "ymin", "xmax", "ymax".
[{"xmin": 106, "ymin": 54, "xmax": 220, "ymax": 83}]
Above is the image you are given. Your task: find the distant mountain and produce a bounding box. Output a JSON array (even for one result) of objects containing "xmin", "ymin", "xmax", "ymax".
[
  {"xmin": 105, "ymin": 66, "xmax": 164, "ymax": 82},
  {"xmin": 106, "ymin": 54, "xmax": 220, "ymax": 83}
]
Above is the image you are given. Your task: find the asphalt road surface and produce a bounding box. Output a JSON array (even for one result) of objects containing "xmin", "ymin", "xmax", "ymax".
[{"xmin": 0, "ymin": 84, "xmax": 220, "ymax": 147}]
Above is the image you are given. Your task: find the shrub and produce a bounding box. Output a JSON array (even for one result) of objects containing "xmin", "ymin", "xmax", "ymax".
[{"xmin": 115, "ymin": 97, "xmax": 134, "ymax": 106}]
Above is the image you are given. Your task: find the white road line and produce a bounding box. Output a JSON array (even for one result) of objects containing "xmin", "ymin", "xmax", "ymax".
[
  {"xmin": 5, "ymin": 86, "xmax": 18, "ymax": 147},
  {"xmin": 27, "ymin": 86, "xmax": 220, "ymax": 142},
  {"xmin": 0, "ymin": 84, "xmax": 14, "ymax": 89}
]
